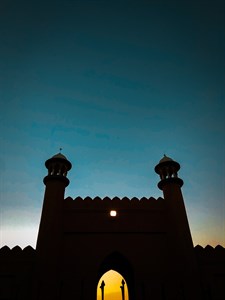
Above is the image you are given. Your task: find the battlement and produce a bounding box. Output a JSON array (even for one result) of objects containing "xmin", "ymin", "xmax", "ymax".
[
  {"xmin": 194, "ymin": 244, "xmax": 225, "ymax": 263},
  {"xmin": 0, "ymin": 245, "xmax": 35, "ymax": 286},
  {"xmin": 0, "ymin": 245, "xmax": 36, "ymax": 259},
  {"xmin": 64, "ymin": 196, "xmax": 165, "ymax": 211}
]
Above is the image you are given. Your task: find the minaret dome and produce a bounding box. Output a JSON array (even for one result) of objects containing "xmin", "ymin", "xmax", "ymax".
[{"xmin": 155, "ymin": 155, "xmax": 183, "ymax": 190}]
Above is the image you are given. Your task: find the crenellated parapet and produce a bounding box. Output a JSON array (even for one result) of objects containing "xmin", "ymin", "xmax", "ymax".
[
  {"xmin": 0, "ymin": 245, "xmax": 36, "ymax": 260},
  {"xmin": 0, "ymin": 246, "xmax": 35, "ymax": 288},
  {"xmin": 63, "ymin": 196, "xmax": 165, "ymax": 211},
  {"xmin": 0, "ymin": 246, "xmax": 35, "ymax": 299},
  {"xmin": 194, "ymin": 244, "xmax": 225, "ymax": 292},
  {"xmin": 194, "ymin": 244, "xmax": 225, "ymax": 263}
]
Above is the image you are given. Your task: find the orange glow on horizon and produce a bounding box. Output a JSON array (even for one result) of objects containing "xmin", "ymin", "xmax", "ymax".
[{"xmin": 97, "ymin": 270, "xmax": 129, "ymax": 300}]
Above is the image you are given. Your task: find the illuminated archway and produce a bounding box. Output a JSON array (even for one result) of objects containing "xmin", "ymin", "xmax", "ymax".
[
  {"xmin": 97, "ymin": 270, "xmax": 129, "ymax": 300},
  {"xmin": 97, "ymin": 252, "xmax": 134, "ymax": 300}
]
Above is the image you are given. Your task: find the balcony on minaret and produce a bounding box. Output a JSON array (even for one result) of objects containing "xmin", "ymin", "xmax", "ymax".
[
  {"xmin": 43, "ymin": 152, "xmax": 72, "ymax": 186},
  {"xmin": 155, "ymin": 155, "xmax": 183, "ymax": 190}
]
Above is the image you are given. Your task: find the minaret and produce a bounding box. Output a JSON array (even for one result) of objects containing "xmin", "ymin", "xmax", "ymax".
[
  {"xmin": 35, "ymin": 153, "xmax": 72, "ymax": 299},
  {"xmin": 36, "ymin": 152, "xmax": 72, "ymax": 255},
  {"xmin": 155, "ymin": 155, "xmax": 193, "ymax": 250},
  {"xmin": 155, "ymin": 155, "xmax": 201, "ymax": 298},
  {"xmin": 155, "ymin": 155, "xmax": 197, "ymax": 270}
]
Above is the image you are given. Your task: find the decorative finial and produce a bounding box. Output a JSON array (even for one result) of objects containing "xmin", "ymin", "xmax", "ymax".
[{"xmin": 59, "ymin": 147, "xmax": 62, "ymax": 153}]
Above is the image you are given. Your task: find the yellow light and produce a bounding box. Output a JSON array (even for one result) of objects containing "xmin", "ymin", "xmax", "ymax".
[
  {"xmin": 97, "ymin": 270, "xmax": 129, "ymax": 300},
  {"xmin": 110, "ymin": 210, "xmax": 117, "ymax": 217}
]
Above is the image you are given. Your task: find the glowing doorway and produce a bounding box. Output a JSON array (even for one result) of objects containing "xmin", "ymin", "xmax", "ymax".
[{"xmin": 97, "ymin": 270, "xmax": 129, "ymax": 300}]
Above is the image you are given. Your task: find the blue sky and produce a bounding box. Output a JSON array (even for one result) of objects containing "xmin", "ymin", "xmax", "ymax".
[{"xmin": 0, "ymin": 0, "xmax": 224, "ymax": 248}]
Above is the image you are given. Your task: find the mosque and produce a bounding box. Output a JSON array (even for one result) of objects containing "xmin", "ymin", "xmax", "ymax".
[{"xmin": 0, "ymin": 153, "xmax": 224, "ymax": 300}]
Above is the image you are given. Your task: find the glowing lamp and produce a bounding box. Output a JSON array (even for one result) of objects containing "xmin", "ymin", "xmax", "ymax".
[{"xmin": 110, "ymin": 210, "xmax": 117, "ymax": 217}]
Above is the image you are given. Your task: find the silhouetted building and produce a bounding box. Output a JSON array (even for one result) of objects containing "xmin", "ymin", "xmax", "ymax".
[{"xmin": 0, "ymin": 153, "xmax": 224, "ymax": 300}]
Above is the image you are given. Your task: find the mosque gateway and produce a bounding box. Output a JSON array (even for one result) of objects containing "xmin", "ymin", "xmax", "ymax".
[{"xmin": 0, "ymin": 153, "xmax": 224, "ymax": 300}]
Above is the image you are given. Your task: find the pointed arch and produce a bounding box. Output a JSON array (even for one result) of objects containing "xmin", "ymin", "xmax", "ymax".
[
  {"xmin": 97, "ymin": 251, "xmax": 135, "ymax": 300},
  {"xmin": 97, "ymin": 270, "xmax": 129, "ymax": 300}
]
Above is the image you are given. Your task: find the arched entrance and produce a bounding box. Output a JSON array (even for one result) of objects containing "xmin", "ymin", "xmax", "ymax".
[
  {"xmin": 97, "ymin": 270, "xmax": 129, "ymax": 300},
  {"xmin": 97, "ymin": 252, "xmax": 134, "ymax": 300}
]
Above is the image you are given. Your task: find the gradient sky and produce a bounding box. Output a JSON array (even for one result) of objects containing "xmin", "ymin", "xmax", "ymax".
[{"xmin": 0, "ymin": 0, "xmax": 224, "ymax": 249}]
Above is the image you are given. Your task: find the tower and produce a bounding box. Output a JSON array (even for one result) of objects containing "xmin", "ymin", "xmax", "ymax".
[
  {"xmin": 36, "ymin": 152, "xmax": 72, "ymax": 254},
  {"xmin": 155, "ymin": 155, "xmax": 201, "ymax": 298},
  {"xmin": 155, "ymin": 155, "xmax": 193, "ymax": 252},
  {"xmin": 35, "ymin": 153, "xmax": 72, "ymax": 300}
]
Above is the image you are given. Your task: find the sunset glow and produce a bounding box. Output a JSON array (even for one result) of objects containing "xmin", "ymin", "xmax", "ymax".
[{"xmin": 97, "ymin": 270, "xmax": 129, "ymax": 300}]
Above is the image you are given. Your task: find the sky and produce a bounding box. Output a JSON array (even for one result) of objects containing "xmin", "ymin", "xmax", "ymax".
[{"xmin": 0, "ymin": 0, "xmax": 224, "ymax": 250}]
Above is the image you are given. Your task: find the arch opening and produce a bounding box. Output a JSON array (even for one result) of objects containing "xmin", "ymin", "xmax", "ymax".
[
  {"xmin": 97, "ymin": 270, "xmax": 129, "ymax": 300},
  {"xmin": 97, "ymin": 252, "xmax": 134, "ymax": 300}
]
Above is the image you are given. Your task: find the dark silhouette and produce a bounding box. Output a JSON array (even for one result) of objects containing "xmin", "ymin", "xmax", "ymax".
[
  {"xmin": 120, "ymin": 279, "xmax": 125, "ymax": 300},
  {"xmin": 0, "ymin": 153, "xmax": 224, "ymax": 299},
  {"xmin": 100, "ymin": 280, "xmax": 105, "ymax": 300}
]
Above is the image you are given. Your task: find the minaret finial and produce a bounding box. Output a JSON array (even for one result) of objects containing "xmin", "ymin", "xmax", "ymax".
[{"xmin": 59, "ymin": 147, "xmax": 62, "ymax": 153}]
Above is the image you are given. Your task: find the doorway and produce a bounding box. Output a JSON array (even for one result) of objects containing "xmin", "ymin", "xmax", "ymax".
[{"xmin": 97, "ymin": 269, "xmax": 129, "ymax": 300}]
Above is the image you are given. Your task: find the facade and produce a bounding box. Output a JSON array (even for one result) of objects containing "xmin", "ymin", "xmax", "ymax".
[{"xmin": 0, "ymin": 153, "xmax": 224, "ymax": 300}]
